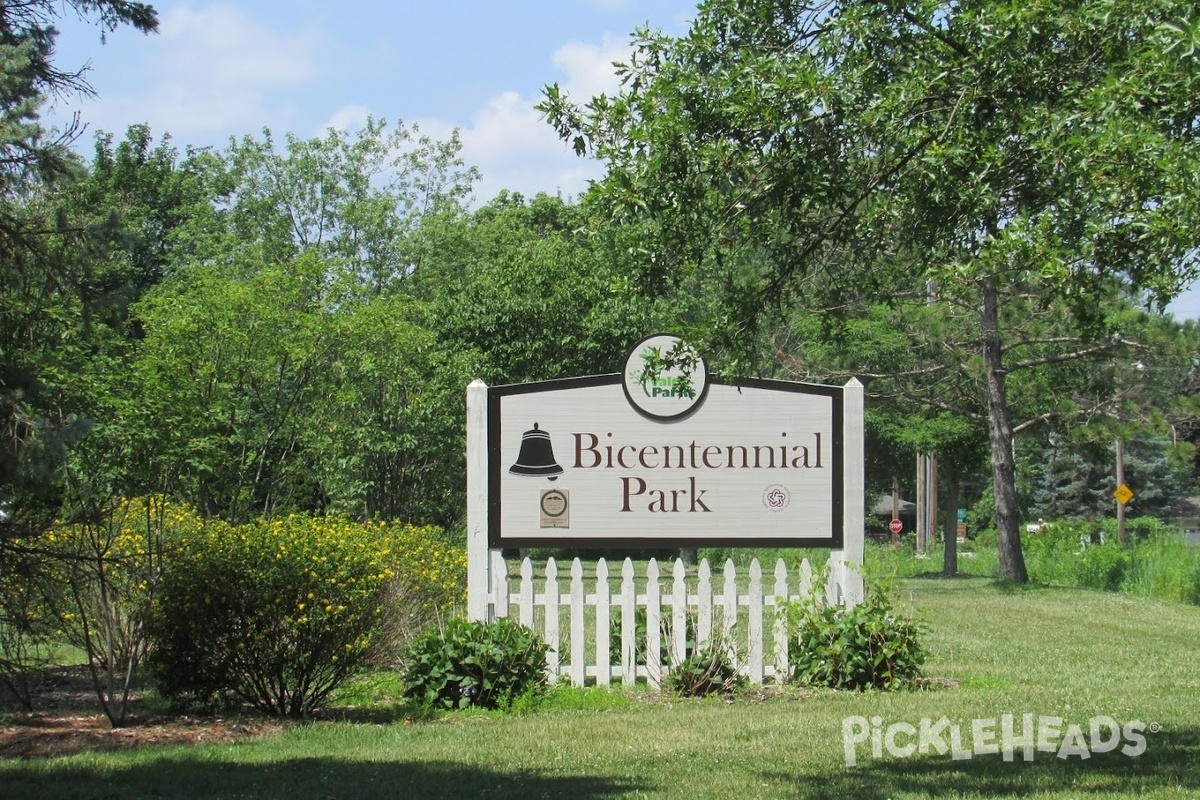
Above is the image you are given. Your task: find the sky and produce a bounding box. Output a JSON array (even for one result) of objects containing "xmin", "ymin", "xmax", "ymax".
[
  {"xmin": 42, "ymin": 0, "xmax": 1200, "ymax": 321},
  {"xmin": 46, "ymin": 0, "xmax": 698, "ymax": 201}
]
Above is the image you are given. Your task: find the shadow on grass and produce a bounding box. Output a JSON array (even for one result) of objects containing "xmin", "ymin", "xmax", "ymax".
[
  {"xmin": 990, "ymin": 579, "xmax": 1086, "ymax": 595},
  {"xmin": 2, "ymin": 757, "xmax": 648, "ymax": 800},
  {"xmin": 763, "ymin": 727, "xmax": 1200, "ymax": 799}
]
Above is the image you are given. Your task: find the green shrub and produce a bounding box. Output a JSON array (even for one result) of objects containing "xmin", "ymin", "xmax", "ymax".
[
  {"xmin": 666, "ymin": 646, "xmax": 746, "ymax": 697},
  {"xmin": 1071, "ymin": 542, "xmax": 1130, "ymax": 591},
  {"xmin": 784, "ymin": 581, "xmax": 925, "ymax": 690},
  {"xmin": 147, "ymin": 514, "xmax": 437, "ymax": 718},
  {"xmin": 402, "ymin": 618, "xmax": 548, "ymax": 710},
  {"xmin": 1120, "ymin": 530, "xmax": 1200, "ymax": 605},
  {"xmin": 972, "ymin": 528, "xmax": 998, "ymax": 548}
]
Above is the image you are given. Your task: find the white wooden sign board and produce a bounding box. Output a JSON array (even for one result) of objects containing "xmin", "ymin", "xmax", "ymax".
[
  {"xmin": 488, "ymin": 376, "xmax": 843, "ymax": 548},
  {"xmin": 465, "ymin": 334, "xmax": 866, "ymax": 618}
]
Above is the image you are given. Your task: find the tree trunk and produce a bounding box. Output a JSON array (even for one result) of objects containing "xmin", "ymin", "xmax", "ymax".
[
  {"xmin": 980, "ymin": 276, "xmax": 1029, "ymax": 583},
  {"xmin": 942, "ymin": 465, "xmax": 958, "ymax": 577}
]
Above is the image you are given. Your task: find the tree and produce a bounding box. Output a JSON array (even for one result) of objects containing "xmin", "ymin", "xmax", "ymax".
[
  {"xmin": 190, "ymin": 119, "xmax": 478, "ymax": 296},
  {"xmin": 117, "ymin": 122, "xmax": 486, "ymax": 526},
  {"xmin": 0, "ymin": 2, "xmax": 157, "ymax": 528},
  {"xmin": 419, "ymin": 192, "xmax": 678, "ymax": 385},
  {"xmin": 541, "ymin": 0, "xmax": 1200, "ymax": 581}
]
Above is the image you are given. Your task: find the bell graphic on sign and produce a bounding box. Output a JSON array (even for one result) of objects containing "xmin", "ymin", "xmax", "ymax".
[{"xmin": 509, "ymin": 423, "xmax": 564, "ymax": 480}]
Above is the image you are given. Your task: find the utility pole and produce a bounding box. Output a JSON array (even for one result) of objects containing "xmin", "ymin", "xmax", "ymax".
[
  {"xmin": 1116, "ymin": 437, "xmax": 1128, "ymax": 546},
  {"xmin": 916, "ymin": 453, "xmax": 926, "ymax": 553},
  {"xmin": 915, "ymin": 452, "xmax": 938, "ymax": 552}
]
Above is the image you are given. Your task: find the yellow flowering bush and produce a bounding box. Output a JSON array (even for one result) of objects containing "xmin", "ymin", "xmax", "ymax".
[
  {"xmin": 147, "ymin": 512, "xmax": 465, "ymax": 718},
  {"xmin": 47, "ymin": 494, "xmax": 205, "ymax": 725},
  {"xmin": 384, "ymin": 520, "xmax": 467, "ymax": 612}
]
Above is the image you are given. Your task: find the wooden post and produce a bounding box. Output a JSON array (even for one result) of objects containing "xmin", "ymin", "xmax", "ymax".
[
  {"xmin": 1116, "ymin": 437, "xmax": 1128, "ymax": 546},
  {"xmin": 834, "ymin": 378, "xmax": 865, "ymax": 607},
  {"xmin": 491, "ymin": 551, "xmax": 509, "ymax": 619},
  {"xmin": 466, "ymin": 379, "xmax": 490, "ymax": 621}
]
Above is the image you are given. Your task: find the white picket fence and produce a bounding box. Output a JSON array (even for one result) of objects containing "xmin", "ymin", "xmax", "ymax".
[{"xmin": 485, "ymin": 552, "xmax": 838, "ymax": 687}]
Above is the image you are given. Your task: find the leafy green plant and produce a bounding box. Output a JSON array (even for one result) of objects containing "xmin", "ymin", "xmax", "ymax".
[
  {"xmin": 402, "ymin": 618, "xmax": 548, "ymax": 710},
  {"xmin": 783, "ymin": 580, "xmax": 925, "ymax": 690},
  {"xmin": 666, "ymin": 645, "xmax": 745, "ymax": 697},
  {"xmin": 1022, "ymin": 520, "xmax": 1133, "ymax": 591}
]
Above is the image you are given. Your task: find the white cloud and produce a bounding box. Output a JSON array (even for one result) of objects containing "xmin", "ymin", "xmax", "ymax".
[
  {"xmin": 553, "ymin": 34, "xmax": 631, "ymax": 99},
  {"xmin": 320, "ymin": 104, "xmax": 373, "ymax": 137},
  {"xmin": 447, "ymin": 35, "xmax": 633, "ymax": 203},
  {"xmin": 455, "ymin": 91, "xmax": 599, "ymax": 202},
  {"xmin": 73, "ymin": 3, "xmax": 326, "ymax": 142},
  {"xmin": 158, "ymin": 4, "xmax": 320, "ymax": 87}
]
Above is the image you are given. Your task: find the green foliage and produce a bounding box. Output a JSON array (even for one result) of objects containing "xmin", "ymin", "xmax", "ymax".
[
  {"xmin": 542, "ymin": 0, "xmax": 1200, "ymax": 585},
  {"xmin": 0, "ymin": 4, "xmax": 159, "ymax": 530},
  {"xmin": 402, "ymin": 618, "xmax": 549, "ymax": 710},
  {"xmin": 1021, "ymin": 520, "xmax": 1200, "ymax": 604},
  {"xmin": 1030, "ymin": 436, "xmax": 1193, "ymax": 522},
  {"xmin": 607, "ymin": 604, "xmax": 700, "ymax": 675},
  {"xmin": 418, "ymin": 192, "xmax": 676, "ymax": 386},
  {"xmin": 147, "ymin": 513, "xmax": 445, "ymax": 718},
  {"xmin": 666, "ymin": 646, "xmax": 746, "ymax": 698},
  {"xmin": 1120, "ymin": 531, "xmax": 1200, "ymax": 606},
  {"xmin": 1021, "ymin": 520, "xmax": 1132, "ymax": 591},
  {"xmin": 784, "ymin": 582, "xmax": 926, "ymax": 691},
  {"xmin": 0, "ymin": 531, "xmax": 59, "ymax": 711}
]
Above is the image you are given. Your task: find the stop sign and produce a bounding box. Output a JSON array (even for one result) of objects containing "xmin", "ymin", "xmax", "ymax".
[{"xmin": 888, "ymin": 518, "xmax": 903, "ymax": 535}]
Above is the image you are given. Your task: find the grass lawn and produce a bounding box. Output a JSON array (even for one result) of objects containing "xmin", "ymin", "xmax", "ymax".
[{"xmin": 3, "ymin": 577, "xmax": 1198, "ymax": 799}]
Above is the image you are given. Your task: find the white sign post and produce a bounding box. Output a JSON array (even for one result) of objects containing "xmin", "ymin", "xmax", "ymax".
[{"xmin": 467, "ymin": 336, "xmax": 864, "ymax": 620}]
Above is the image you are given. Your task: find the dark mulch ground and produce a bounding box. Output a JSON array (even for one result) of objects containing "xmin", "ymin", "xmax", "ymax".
[{"xmin": 0, "ymin": 665, "xmax": 282, "ymax": 759}]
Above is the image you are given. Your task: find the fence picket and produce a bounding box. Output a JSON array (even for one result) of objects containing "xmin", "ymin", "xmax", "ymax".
[
  {"xmin": 672, "ymin": 559, "xmax": 687, "ymax": 666},
  {"xmin": 646, "ymin": 559, "xmax": 662, "ymax": 688},
  {"xmin": 570, "ymin": 559, "xmax": 585, "ymax": 686},
  {"xmin": 721, "ymin": 559, "xmax": 738, "ymax": 662},
  {"xmin": 544, "ymin": 558, "xmax": 560, "ymax": 683},
  {"xmin": 774, "ymin": 559, "xmax": 790, "ymax": 681},
  {"xmin": 518, "ymin": 558, "xmax": 534, "ymax": 628},
  {"xmin": 621, "ymin": 558, "xmax": 636, "ymax": 685},
  {"xmin": 747, "ymin": 559, "xmax": 764, "ymax": 683},
  {"xmin": 490, "ymin": 552, "xmax": 841, "ymax": 687},
  {"xmin": 595, "ymin": 558, "xmax": 611, "ymax": 686},
  {"xmin": 799, "ymin": 558, "xmax": 813, "ymax": 599},
  {"xmin": 696, "ymin": 559, "xmax": 713, "ymax": 651}
]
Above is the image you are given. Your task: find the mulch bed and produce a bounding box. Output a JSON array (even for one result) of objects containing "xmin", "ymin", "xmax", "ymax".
[{"xmin": 0, "ymin": 665, "xmax": 282, "ymax": 759}]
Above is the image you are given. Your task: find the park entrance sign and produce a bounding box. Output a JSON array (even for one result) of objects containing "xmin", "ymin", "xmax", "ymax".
[
  {"xmin": 468, "ymin": 334, "xmax": 864, "ymax": 578},
  {"xmin": 484, "ymin": 338, "xmax": 847, "ymax": 549},
  {"xmin": 466, "ymin": 335, "xmax": 865, "ymax": 667}
]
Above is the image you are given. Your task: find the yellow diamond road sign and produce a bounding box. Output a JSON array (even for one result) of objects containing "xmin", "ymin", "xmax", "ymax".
[{"xmin": 1114, "ymin": 484, "xmax": 1134, "ymax": 505}]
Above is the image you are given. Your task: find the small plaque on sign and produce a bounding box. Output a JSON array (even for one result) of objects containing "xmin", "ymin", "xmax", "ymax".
[{"xmin": 540, "ymin": 488, "xmax": 569, "ymax": 528}]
